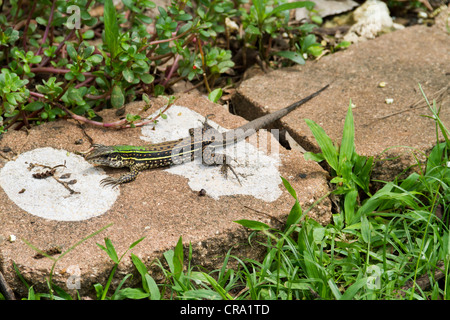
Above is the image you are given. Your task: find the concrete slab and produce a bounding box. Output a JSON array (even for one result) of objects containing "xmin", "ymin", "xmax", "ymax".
[
  {"xmin": 0, "ymin": 91, "xmax": 331, "ymax": 297},
  {"xmin": 232, "ymin": 24, "xmax": 449, "ymax": 182}
]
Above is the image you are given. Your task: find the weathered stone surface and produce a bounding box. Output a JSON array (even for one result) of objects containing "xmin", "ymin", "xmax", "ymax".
[
  {"xmin": 0, "ymin": 91, "xmax": 331, "ymax": 297},
  {"xmin": 233, "ymin": 24, "xmax": 449, "ymax": 182}
]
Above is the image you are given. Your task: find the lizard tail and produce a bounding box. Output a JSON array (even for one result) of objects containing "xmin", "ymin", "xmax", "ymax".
[{"xmin": 234, "ymin": 83, "xmax": 330, "ymax": 136}]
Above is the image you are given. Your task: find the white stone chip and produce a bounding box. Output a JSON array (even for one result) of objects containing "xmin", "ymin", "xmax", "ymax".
[
  {"xmin": 343, "ymin": 0, "xmax": 404, "ymax": 43},
  {"xmin": 0, "ymin": 147, "xmax": 119, "ymax": 221},
  {"xmin": 140, "ymin": 104, "xmax": 284, "ymax": 202}
]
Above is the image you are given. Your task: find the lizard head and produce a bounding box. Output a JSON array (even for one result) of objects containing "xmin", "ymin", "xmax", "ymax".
[{"xmin": 85, "ymin": 144, "xmax": 126, "ymax": 168}]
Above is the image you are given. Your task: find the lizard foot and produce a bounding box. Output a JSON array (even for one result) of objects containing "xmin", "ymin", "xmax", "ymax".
[
  {"xmin": 220, "ymin": 163, "xmax": 242, "ymax": 186},
  {"xmin": 100, "ymin": 177, "xmax": 121, "ymax": 189}
]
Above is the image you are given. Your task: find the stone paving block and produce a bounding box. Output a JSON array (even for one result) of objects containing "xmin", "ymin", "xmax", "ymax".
[
  {"xmin": 232, "ymin": 25, "xmax": 449, "ymax": 182},
  {"xmin": 0, "ymin": 91, "xmax": 331, "ymax": 297}
]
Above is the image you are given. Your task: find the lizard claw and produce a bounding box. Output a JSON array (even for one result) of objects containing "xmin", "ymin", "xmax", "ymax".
[
  {"xmin": 220, "ymin": 163, "xmax": 242, "ymax": 186},
  {"xmin": 100, "ymin": 177, "xmax": 120, "ymax": 189}
]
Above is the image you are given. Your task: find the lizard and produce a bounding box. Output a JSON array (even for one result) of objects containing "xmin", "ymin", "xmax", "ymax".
[{"xmin": 84, "ymin": 84, "xmax": 329, "ymax": 187}]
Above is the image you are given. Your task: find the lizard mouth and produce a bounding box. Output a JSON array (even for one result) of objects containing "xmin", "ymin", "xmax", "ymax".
[{"xmin": 87, "ymin": 159, "xmax": 108, "ymax": 166}]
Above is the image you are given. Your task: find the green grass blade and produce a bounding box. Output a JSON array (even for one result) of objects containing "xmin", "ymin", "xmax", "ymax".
[
  {"xmin": 103, "ymin": 238, "xmax": 119, "ymax": 263},
  {"xmin": 103, "ymin": 0, "xmax": 120, "ymax": 58},
  {"xmin": 340, "ymin": 278, "xmax": 368, "ymax": 300},
  {"xmin": 194, "ymin": 272, "xmax": 234, "ymax": 300},
  {"xmin": 173, "ymin": 236, "xmax": 184, "ymax": 280},
  {"xmin": 270, "ymin": 1, "xmax": 315, "ymax": 17},
  {"xmin": 234, "ymin": 219, "xmax": 271, "ymax": 231},
  {"xmin": 285, "ymin": 200, "xmax": 302, "ymax": 231},
  {"xmin": 305, "ymin": 118, "xmax": 339, "ymax": 171},
  {"xmin": 339, "ymin": 102, "xmax": 355, "ymax": 171},
  {"xmin": 13, "ymin": 261, "xmax": 30, "ymax": 290},
  {"xmin": 344, "ymin": 189, "xmax": 358, "ymax": 225},
  {"xmin": 327, "ymin": 278, "xmax": 342, "ymax": 299},
  {"xmin": 281, "ymin": 176, "xmax": 298, "ymax": 200},
  {"xmin": 145, "ymin": 274, "xmax": 161, "ymax": 300},
  {"xmin": 112, "ymin": 287, "xmax": 150, "ymax": 300},
  {"xmin": 131, "ymin": 253, "xmax": 149, "ymax": 293}
]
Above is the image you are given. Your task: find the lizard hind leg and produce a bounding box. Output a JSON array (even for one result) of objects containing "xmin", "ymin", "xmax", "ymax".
[{"xmin": 202, "ymin": 146, "xmax": 242, "ymax": 186}]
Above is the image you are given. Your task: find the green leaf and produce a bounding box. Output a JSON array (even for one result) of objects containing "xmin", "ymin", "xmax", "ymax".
[
  {"xmin": 275, "ymin": 51, "xmax": 305, "ymax": 65},
  {"xmin": 311, "ymin": 15, "xmax": 323, "ymax": 25},
  {"xmin": 173, "ymin": 236, "xmax": 183, "ymax": 279},
  {"xmin": 104, "ymin": 238, "xmax": 119, "ymax": 263},
  {"xmin": 176, "ymin": 13, "xmax": 192, "ymax": 21},
  {"xmin": 122, "ymin": 68, "xmax": 134, "ymax": 83},
  {"xmin": 270, "ymin": 1, "xmax": 315, "ymax": 17},
  {"xmin": 93, "ymin": 283, "xmax": 104, "ymax": 299},
  {"xmin": 131, "ymin": 253, "xmax": 160, "ymax": 299},
  {"xmin": 104, "ymin": 0, "xmax": 120, "ymax": 58},
  {"xmin": 335, "ymin": 41, "xmax": 351, "ymax": 50},
  {"xmin": 6, "ymin": 93, "xmax": 17, "ymax": 105},
  {"xmin": 339, "ymin": 278, "xmax": 368, "ymax": 300},
  {"xmin": 305, "ymin": 118, "xmax": 339, "ymax": 171},
  {"xmin": 355, "ymin": 182, "xmax": 394, "ymax": 219},
  {"xmin": 76, "ymin": 73, "xmax": 85, "ymax": 82},
  {"xmin": 339, "ymin": 102, "xmax": 355, "ymax": 172},
  {"xmin": 23, "ymin": 101, "xmax": 44, "ymax": 111},
  {"xmin": 67, "ymin": 88, "xmax": 84, "ymax": 104},
  {"xmin": 285, "ymin": 200, "xmax": 302, "ymax": 230},
  {"xmin": 65, "ymin": 71, "xmax": 75, "ymax": 81},
  {"xmin": 82, "ymin": 30, "xmax": 95, "ymax": 39},
  {"xmin": 131, "ymin": 253, "xmax": 148, "ymax": 278},
  {"xmin": 82, "ymin": 46, "xmax": 95, "ymax": 59},
  {"xmin": 145, "ymin": 274, "xmax": 161, "ymax": 300},
  {"xmin": 303, "ymin": 151, "xmax": 325, "ymax": 162},
  {"xmin": 360, "ymin": 215, "xmax": 371, "ymax": 243},
  {"xmin": 142, "ymin": 93, "xmax": 151, "ymax": 104},
  {"xmin": 113, "ymin": 288, "xmax": 150, "ymax": 300},
  {"xmin": 163, "ymin": 250, "xmax": 175, "ymax": 274},
  {"xmin": 344, "ymin": 189, "xmax": 358, "ymax": 226},
  {"xmin": 252, "ymin": 0, "xmax": 265, "ymax": 22},
  {"xmin": 244, "ymin": 24, "xmax": 261, "ymax": 35},
  {"xmin": 281, "ymin": 176, "xmax": 298, "ymax": 200},
  {"xmin": 29, "ymin": 55, "xmax": 42, "ymax": 64},
  {"xmin": 191, "ymin": 272, "xmax": 233, "ymax": 300},
  {"xmin": 154, "ymin": 84, "xmax": 165, "ymax": 97},
  {"xmin": 129, "ymin": 237, "xmax": 146, "ymax": 250},
  {"xmin": 307, "ymin": 45, "xmax": 323, "ymax": 57},
  {"xmin": 111, "ymin": 85, "xmax": 124, "ymax": 108},
  {"xmin": 66, "ymin": 44, "xmax": 78, "ymax": 61},
  {"xmin": 208, "ymin": 88, "xmax": 222, "ymax": 103},
  {"xmin": 301, "ymin": 34, "xmax": 317, "ymax": 50},
  {"xmin": 52, "ymin": 284, "xmax": 72, "ymax": 300},
  {"xmin": 87, "ymin": 54, "xmax": 103, "ymax": 64},
  {"xmin": 140, "ymin": 73, "xmax": 154, "ymax": 84},
  {"xmin": 136, "ymin": 14, "xmax": 153, "ymax": 24},
  {"xmin": 234, "ymin": 219, "xmax": 270, "ymax": 231}
]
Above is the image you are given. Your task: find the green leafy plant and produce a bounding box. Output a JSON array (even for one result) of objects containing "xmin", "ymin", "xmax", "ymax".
[
  {"xmin": 241, "ymin": 0, "xmax": 317, "ymax": 63},
  {"xmin": 0, "ymin": 0, "xmax": 329, "ymax": 133},
  {"xmin": 0, "ymin": 68, "xmax": 30, "ymax": 131},
  {"xmin": 95, "ymin": 236, "xmax": 146, "ymax": 300},
  {"xmin": 304, "ymin": 101, "xmax": 373, "ymax": 226},
  {"xmin": 17, "ymin": 223, "xmax": 112, "ymax": 300}
]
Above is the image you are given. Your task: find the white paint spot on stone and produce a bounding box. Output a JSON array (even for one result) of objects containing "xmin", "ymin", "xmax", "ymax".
[
  {"xmin": 0, "ymin": 147, "xmax": 119, "ymax": 221},
  {"xmin": 141, "ymin": 105, "xmax": 283, "ymax": 202}
]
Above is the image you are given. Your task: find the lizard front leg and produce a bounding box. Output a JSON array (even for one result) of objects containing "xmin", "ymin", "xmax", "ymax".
[{"xmin": 100, "ymin": 163, "xmax": 145, "ymax": 188}]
